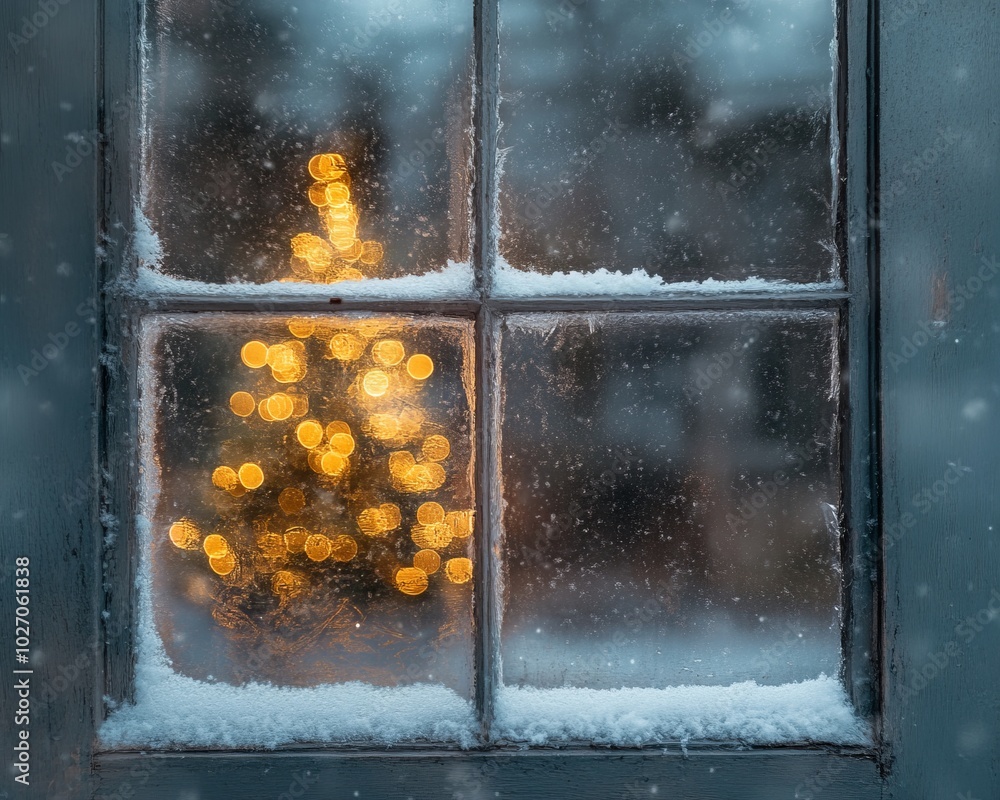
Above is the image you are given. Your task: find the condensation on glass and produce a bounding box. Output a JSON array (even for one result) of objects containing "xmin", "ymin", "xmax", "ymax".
[
  {"xmin": 498, "ymin": 0, "xmax": 836, "ymax": 284},
  {"xmin": 497, "ymin": 311, "xmax": 842, "ymax": 689},
  {"xmin": 143, "ymin": 0, "xmax": 472, "ymax": 283},
  {"xmin": 141, "ymin": 313, "xmax": 476, "ymax": 694}
]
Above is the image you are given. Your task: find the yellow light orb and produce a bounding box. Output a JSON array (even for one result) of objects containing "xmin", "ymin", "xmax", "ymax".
[
  {"xmin": 406, "ymin": 354, "xmax": 434, "ymax": 380},
  {"xmin": 238, "ymin": 463, "xmax": 264, "ymax": 489},
  {"xmin": 320, "ymin": 451, "xmax": 347, "ymax": 476},
  {"xmin": 388, "ymin": 451, "xmax": 416, "ymax": 476},
  {"xmin": 287, "ymin": 317, "xmax": 316, "ymax": 338},
  {"xmin": 289, "ymin": 394, "xmax": 310, "ymax": 417},
  {"xmin": 296, "ymin": 420, "xmax": 324, "ymax": 449},
  {"xmin": 424, "ymin": 462, "xmax": 447, "ymax": 489},
  {"xmin": 329, "ymin": 432, "xmax": 356, "ymax": 456},
  {"xmin": 304, "ymin": 533, "xmax": 332, "ymax": 562},
  {"xmin": 421, "ymin": 435, "xmax": 451, "ymax": 462},
  {"xmin": 258, "ymin": 399, "xmax": 275, "ymax": 422},
  {"xmin": 278, "ymin": 487, "xmax": 306, "ymax": 515},
  {"xmin": 209, "ymin": 551, "xmax": 237, "ymax": 576},
  {"xmin": 284, "ymin": 526, "xmax": 309, "ymax": 553},
  {"xmin": 307, "ymin": 181, "xmax": 330, "ymax": 207},
  {"xmin": 329, "ymin": 332, "xmax": 364, "ymax": 361},
  {"xmin": 363, "ymin": 369, "xmax": 390, "ymax": 397},
  {"xmin": 445, "ymin": 510, "xmax": 475, "ymax": 539},
  {"xmin": 360, "ymin": 240, "xmax": 384, "ymax": 265},
  {"xmin": 395, "ymin": 567, "xmax": 429, "ymax": 596},
  {"xmin": 411, "ymin": 523, "xmax": 453, "ymax": 550},
  {"xmin": 416, "ymin": 501, "xmax": 445, "ymax": 525},
  {"xmin": 413, "ymin": 549, "xmax": 441, "ymax": 575},
  {"xmin": 372, "ymin": 339, "xmax": 405, "ymax": 367},
  {"xmin": 229, "ymin": 391, "xmax": 256, "ymax": 417},
  {"xmin": 266, "ymin": 392, "xmax": 294, "ymax": 421},
  {"xmin": 326, "ymin": 420, "xmax": 351, "ymax": 437},
  {"xmin": 325, "ymin": 182, "xmax": 351, "ymax": 206},
  {"xmin": 272, "ymin": 569, "xmax": 305, "ymax": 599},
  {"xmin": 329, "ymin": 535, "xmax": 358, "ymax": 562},
  {"xmin": 203, "ymin": 534, "xmax": 229, "ymax": 558},
  {"xmin": 380, "ymin": 503, "xmax": 402, "ymax": 530},
  {"xmin": 241, "ymin": 341, "xmax": 268, "ymax": 368},
  {"xmin": 211, "ymin": 466, "xmax": 239, "ymax": 491},
  {"xmin": 168, "ymin": 519, "xmax": 200, "ymax": 550},
  {"xmin": 308, "ymin": 153, "xmax": 347, "ymax": 180},
  {"xmin": 444, "ymin": 557, "xmax": 473, "ymax": 584},
  {"xmin": 357, "ymin": 508, "xmax": 387, "ymax": 536}
]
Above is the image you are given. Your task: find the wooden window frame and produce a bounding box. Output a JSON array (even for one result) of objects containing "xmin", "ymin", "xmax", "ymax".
[{"xmin": 5, "ymin": 0, "xmax": 997, "ymax": 797}]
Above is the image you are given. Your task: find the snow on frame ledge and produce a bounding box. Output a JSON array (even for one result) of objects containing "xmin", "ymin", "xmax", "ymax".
[
  {"xmin": 491, "ymin": 256, "xmax": 844, "ymax": 298},
  {"xmin": 495, "ymin": 678, "xmax": 871, "ymax": 747},
  {"xmin": 99, "ymin": 516, "xmax": 479, "ymax": 750},
  {"xmin": 133, "ymin": 261, "xmax": 477, "ymax": 302}
]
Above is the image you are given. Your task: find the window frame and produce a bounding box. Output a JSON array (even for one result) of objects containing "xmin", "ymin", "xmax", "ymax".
[{"xmin": 97, "ymin": 0, "xmax": 878, "ymax": 771}]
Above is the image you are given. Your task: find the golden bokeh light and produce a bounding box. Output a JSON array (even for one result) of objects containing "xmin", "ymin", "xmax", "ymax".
[
  {"xmin": 304, "ymin": 533, "xmax": 333, "ymax": 562},
  {"xmin": 372, "ymin": 339, "xmax": 405, "ymax": 367},
  {"xmin": 266, "ymin": 392, "xmax": 294, "ymax": 421},
  {"xmin": 287, "ymin": 318, "xmax": 315, "ymax": 338},
  {"xmin": 445, "ymin": 510, "xmax": 474, "ymax": 539},
  {"xmin": 329, "ymin": 332, "xmax": 364, "ymax": 361},
  {"xmin": 329, "ymin": 535, "xmax": 358, "ymax": 562},
  {"xmin": 411, "ymin": 523, "xmax": 453, "ymax": 550},
  {"xmin": 329, "ymin": 432, "xmax": 356, "ymax": 456},
  {"xmin": 272, "ymin": 569, "xmax": 306, "ymax": 599},
  {"xmin": 241, "ymin": 340, "xmax": 269, "ymax": 369},
  {"xmin": 416, "ymin": 501, "xmax": 445, "ymax": 525},
  {"xmin": 362, "ymin": 369, "xmax": 390, "ymax": 397},
  {"xmin": 357, "ymin": 507, "xmax": 387, "ymax": 536},
  {"xmin": 211, "ymin": 466, "xmax": 239, "ymax": 491},
  {"xmin": 209, "ymin": 551, "xmax": 237, "ymax": 576},
  {"xmin": 308, "ymin": 152, "xmax": 347, "ymax": 180},
  {"xmin": 278, "ymin": 487, "xmax": 306, "ymax": 515},
  {"xmin": 407, "ymin": 354, "xmax": 434, "ymax": 380},
  {"xmin": 320, "ymin": 451, "xmax": 347, "ymax": 477},
  {"xmin": 296, "ymin": 420, "xmax": 324, "ymax": 449},
  {"xmin": 284, "ymin": 526, "xmax": 309, "ymax": 553},
  {"xmin": 229, "ymin": 391, "xmax": 256, "ymax": 417},
  {"xmin": 380, "ymin": 503, "xmax": 402, "ymax": 530},
  {"xmin": 413, "ymin": 549, "xmax": 441, "ymax": 575},
  {"xmin": 444, "ymin": 557, "xmax": 473, "ymax": 584},
  {"xmin": 360, "ymin": 240, "xmax": 384, "ymax": 265},
  {"xmin": 394, "ymin": 567, "xmax": 429, "ymax": 596},
  {"xmin": 421, "ymin": 435, "xmax": 451, "ymax": 462},
  {"xmin": 168, "ymin": 518, "xmax": 200, "ymax": 550},
  {"xmin": 238, "ymin": 463, "xmax": 264, "ymax": 489},
  {"xmin": 203, "ymin": 534, "xmax": 230, "ymax": 559},
  {"xmin": 326, "ymin": 420, "xmax": 351, "ymax": 437}
]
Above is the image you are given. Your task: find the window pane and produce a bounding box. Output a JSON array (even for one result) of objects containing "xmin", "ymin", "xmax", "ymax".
[
  {"xmin": 140, "ymin": 314, "xmax": 475, "ymax": 699},
  {"xmin": 497, "ymin": 0, "xmax": 836, "ymax": 291},
  {"xmin": 143, "ymin": 0, "xmax": 472, "ymax": 287},
  {"xmin": 497, "ymin": 311, "xmax": 842, "ymax": 690}
]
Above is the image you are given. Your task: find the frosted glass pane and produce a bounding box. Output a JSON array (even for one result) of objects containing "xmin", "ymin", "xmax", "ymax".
[
  {"xmin": 498, "ymin": 311, "xmax": 842, "ymax": 689},
  {"xmin": 141, "ymin": 314, "xmax": 475, "ymax": 695},
  {"xmin": 144, "ymin": 0, "xmax": 471, "ymax": 284},
  {"xmin": 498, "ymin": 0, "xmax": 836, "ymax": 285}
]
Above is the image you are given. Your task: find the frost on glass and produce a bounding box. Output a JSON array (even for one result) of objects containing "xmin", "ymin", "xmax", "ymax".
[
  {"xmin": 143, "ymin": 0, "xmax": 471, "ymax": 284},
  {"xmin": 498, "ymin": 311, "xmax": 842, "ymax": 690},
  {"xmin": 498, "ymin": 0, "xmax": 836, "ymax": 285},
  {"xmin": 142, "ymin": 314, "xmax": 475, "ymax": 695}
]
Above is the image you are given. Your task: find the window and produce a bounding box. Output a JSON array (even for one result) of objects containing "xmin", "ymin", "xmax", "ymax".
[
  {"xmin": 97, "ymin": 0, "xmax": 875, "ymax": 753},
  {"xmin": 9, "ymin": 0, "xmax": 997, "ymax": 796}
]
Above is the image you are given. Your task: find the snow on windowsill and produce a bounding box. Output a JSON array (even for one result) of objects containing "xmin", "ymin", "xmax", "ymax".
[
  {"xmin": 491, "ymin": 256, "xmax": 844, "ymax": 298},
  {"xmin": 132, "ymin": 261, "xmax": 477, "ymax": 302},
  {"xmin": 495, "ymin": 678, "xmax": 870, "ymax": 747},
  {"xmin": 98, "ymin": 516, "xmax": 478, "ymax": 750}
]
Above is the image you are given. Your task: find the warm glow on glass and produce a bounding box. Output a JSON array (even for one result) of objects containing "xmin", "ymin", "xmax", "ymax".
[
  {"xmin": 272, "ymin": 569, "xmax": 305, "ymax": 599},
  {"xmin": 394, "ymin": 567, "xmax": 429, "ymax": 596},
  {"xmin": 413, "ymin": 549, "xmax": 441, "ymax": 575},
  {"xmin": 417, "ymin": 502, "xmax": 445, "ymax": 525},
  {"xmin": 241, "ymin": 340, "xmax": 268, "ymax": 369},
  {"xmin": 203, "ymin": 534, "xmax": 230, "ymax": 558},
  {"xmin": 211, "ymin": 466, "xmax": 238, "ymax": 490},
  {"xmin": 329, "ymin": 534, "xmax": 358, "ymax": 563},
  {"xmin": 411, "ymin": 523, "xmax": 453, "ymax": 550},
  {"xmin": 209, "ymin": 552, "xmax": 237, "ymax": 576},
  {"xmin": 229, "ymin": 391, "xmax": 256, "ymax": 417},
  {"xmin": 284, "ymin": 526, "xmax": 309, "ymax": 554},
  {"xmin": 238, "ymin": 463, "xmax": 264, "ymax": 489},
  {"xmin": 287, "ymin": 318, "xmax": 316, "ymax": 338},
  {"xmin": 421, "ymin": 435, "xmax": 451, "ymax": 462},
  {"xmin": 168, "ymin": 518, "xmax": 200, "ymax": 550},
  {"xmin": 363, "ymin": 369, "xmax": 390, "ymax": 397},
  {"xmin": 278, "ymin": 487, "xmax": 306, "ymax": 515},
  {"xmin": 372, "ymin": 339, "xmax": 405, "ymax": 367},
  {"xmin": 296, "ymin": 420, "xmax": 324, "ymax": 449},
  {"xmin": 444, "ymin": 557, "xmax": 472, "ymax": 584},
  {"xmin": 304, "ymin": 533, "xmax": 333, "ymax": 562},
  {"xmin": 406, "ymin": 354, "xmax": 434, "ymax": 380},
  {"xmin": 330, "ymin": 333, "xmax": 364, "ymax": 361}
]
